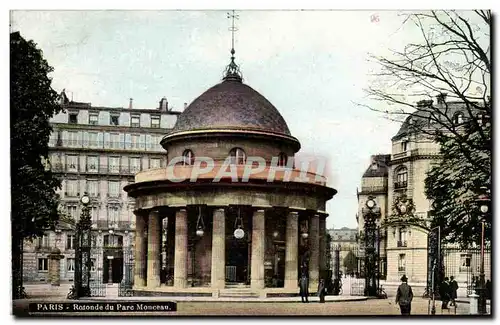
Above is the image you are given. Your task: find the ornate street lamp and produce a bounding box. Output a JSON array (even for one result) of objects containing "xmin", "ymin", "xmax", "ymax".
[
  {"xmin": 363, "ymin": 197, "xmax": 380, "ymax": 297},
  {"xmin": 69, "ymin": 192, "xmax": 92, "ymax": 299},
  {"xmin": 476, "ymin": 188, "xmax": 490, "ymax": 315}
]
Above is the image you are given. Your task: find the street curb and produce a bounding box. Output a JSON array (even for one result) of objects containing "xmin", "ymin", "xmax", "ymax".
[{"xmin": 77, "ymin": 296, "xmax": 370, "ymax": 303}]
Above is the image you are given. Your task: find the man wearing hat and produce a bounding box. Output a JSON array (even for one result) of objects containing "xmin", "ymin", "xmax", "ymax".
[{"xmin": 395, "ymin": 275, "xmax": 413, "ymax": 315}]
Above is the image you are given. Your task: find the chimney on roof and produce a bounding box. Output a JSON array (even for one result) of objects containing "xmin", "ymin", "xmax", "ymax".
[
  {"xmin": 159, "ymin": 97, "xmax": 168, "ymax": 111},
  {"xmin": 436, "ymin": 93, "xmax": 447, "ymax": 105},
  {"xmin": 129, "ymin": 98, "xmax": 133, "ymax": 109},
  {"xmin": 184, "ymin": 102, "xmax": 188, "ymax": 110},
  {"xmin": 416, "ymin": 99, "xmax": 433, "ymax": 108}
]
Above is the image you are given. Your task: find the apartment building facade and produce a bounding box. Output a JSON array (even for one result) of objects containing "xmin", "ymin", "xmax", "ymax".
[
  {"xmin": 22, "ymin": 92, "xmax": 180, "ymax": 284},
  {"xmin": 357, "ymin": 97, "xmax": 491, "ymax": 293}
]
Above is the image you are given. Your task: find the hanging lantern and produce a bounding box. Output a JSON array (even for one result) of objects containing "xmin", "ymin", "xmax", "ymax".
[
  {"xmin": 234, "ymin": 208, "xmax": 245, "ymax": 239},
  {"xmin": 195, "ymin": 206, "xmax": 205, "ymax": 237},
  {"xmin": 300, "ymin": 219, "xmax": 309, "ymax": 239}
]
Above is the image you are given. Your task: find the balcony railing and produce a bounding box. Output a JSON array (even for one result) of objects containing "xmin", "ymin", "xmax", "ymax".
[
  {"xmin": 52, "ymin": 140, "xmax": 163, "ymax": 151},
  {"xmin": 394, "ymin": 181, "xmax": 408, "ymax": 189},
  {"xmin": 95, "ymin": 220, "xmax": 132, "ymax": 230},
  {"xmin": 398, "ymin": 267, "xmax": 406, "ymax": 272},
  {"xmin": 392, "ymin": 151, "xmax": 408, "ymax": 160},
  {"xmin": 397, "ymin": 240, "xmax": 408, "ymax": 247},
  {"xmin": 51, "ymin": 163, "xmax": 144, "ymax": 175}
]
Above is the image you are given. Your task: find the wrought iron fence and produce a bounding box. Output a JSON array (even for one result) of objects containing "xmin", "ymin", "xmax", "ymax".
[
  {"xmin": 330, "ymin": 245, "xmax": 386, "ymax": 296},
  {"xmin": 441, "ymin": 247, "xmax": 491, "ymax": 297}
]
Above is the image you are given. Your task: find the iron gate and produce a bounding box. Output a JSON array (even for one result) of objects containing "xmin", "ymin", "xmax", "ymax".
[
  {"xmin": 331, "ymin": 243, "xmax": 385, "ymax": 296},
  {"xmin": 441, "ymin": 247, "xmax": 491, "ymax": 297},
  {"xmin": 118, "ymin": 246, "xmax": 135, "ymax": 297},
  {"xmin": 89, "ymin": 246, "xmax": 106, "ymax": 297},
  {"xmin": 87, "ymin": 244, "xmax": 135, "ymax": 297},
  {"xmin": 427, "ymin": 226, "xmax": 492, "ymax": 298}
]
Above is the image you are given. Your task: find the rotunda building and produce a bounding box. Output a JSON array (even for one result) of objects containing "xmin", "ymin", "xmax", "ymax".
[{"xmin": 125, "ymin": 62, "xmax": 337, "ymax": 298}]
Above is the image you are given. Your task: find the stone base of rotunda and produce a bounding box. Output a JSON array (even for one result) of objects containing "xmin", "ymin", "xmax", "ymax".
[{"xmin": 131, "ymin": 286, "xmax": 310, "ymax": 298}]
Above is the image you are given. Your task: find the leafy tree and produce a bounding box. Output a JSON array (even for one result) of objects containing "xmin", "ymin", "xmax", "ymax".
[
  {"xmin": 11, "ymin": 31, "xmax": 63, "ymax": 299},
  {"xmin": 343, "ymin": 250, "xmax": 358, "ymax": 274},
  {"xmin": 359, "ymin": 11, "xmax": 491, "ymax": 247},
  {"xmin": 425, "ymin": 115, "xmax": 491, "ymax": 247}
]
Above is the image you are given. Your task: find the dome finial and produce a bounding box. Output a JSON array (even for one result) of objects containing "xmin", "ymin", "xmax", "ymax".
[{"xmin": 223, "ymin": 10, "xmax": 243, "ymax": 82}]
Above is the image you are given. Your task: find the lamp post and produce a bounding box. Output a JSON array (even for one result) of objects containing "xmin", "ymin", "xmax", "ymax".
[
  {"xmin": 476, "ymin": 189, "xmax": 490, "ymax": 315},
  {"xmin": 71, "ymin": 192, "xmax": 92, "ymax": 298},
  {"xmin": 363, "ymin": 198, "xmax": 379, "ymax": 297}
]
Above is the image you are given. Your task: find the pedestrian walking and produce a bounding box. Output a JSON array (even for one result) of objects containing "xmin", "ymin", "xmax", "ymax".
[
  {"xmin": 317, "ymin": 278, "xmax": 326, "ymax": 303},
  {"xmin": 449, "ymin": 276, "xmax": 458, "ymax": 307},
  {"xmin": 440, "ymin": 277, "xmax": 450, "ymax": 310},
  {"xmin": 486, "ymin": 280, "xmax": 492, "ymax": 300},
  {"xmin": 395, "ymin": 275, "xmax": 413, "ymax": 315},
  {"xmin": 299, "ymin": 273, "xmax": 309, "ymax": 303}
]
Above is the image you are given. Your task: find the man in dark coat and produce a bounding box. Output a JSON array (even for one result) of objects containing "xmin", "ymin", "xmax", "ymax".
[
  {"xmin": 440, "ymin": 277, "xmax": 450, "ymax": 309},
  {"xmin": 449, "ymin": 276, "xmax": 458, "ymax": 307},
  {"xmin": 299, "ymin": 274, "xmax": 309, "ymax": 303},
  {"xmin": 395, "ymin": 275, "xmax": 413, "ymax": 315},
  {"xmin": 317, "ymin": 278, "xmax": 326, "ymax": 303}
]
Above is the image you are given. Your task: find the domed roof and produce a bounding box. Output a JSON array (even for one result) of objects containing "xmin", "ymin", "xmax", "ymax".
[{"xmin": 170, "ymin": 78, "xmax": 292, "ymax": 136}]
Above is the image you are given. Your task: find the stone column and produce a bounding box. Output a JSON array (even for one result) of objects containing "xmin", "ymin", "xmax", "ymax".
[
  {"xmin": 166, "ymin": 216, "xmax": 176, "ymax": 286},
  {"xmin": 251, "ymin": 209, "xmax": 265, "ymax": 290},
  {"xmin": 174, "ymin": 209, "xmax": 188, "ymax": 288},
  {"xmin": 147, "ymin": 210, "xmax": 161, "ymax": 289},
  {"xmin": 134, "ymin": 212, "xmax": 147, "ymax": 287},
  {"xmin": 284, "ymin": 211, "xmax": 299, "ymax": 290},
  {"xmin": 319, "ymin": 216, "xmax": 326, "ymax": 279},
  {"xmin": 211, "ymin": 208, "xmax": 225, "ymax": 290},
  {"xmin": 309, "ymin": 214, "xmax": 320, "ymax": 292},
  {"xmin": 48, "ymin": 248, "xmax": 63, "ymax": 286}
]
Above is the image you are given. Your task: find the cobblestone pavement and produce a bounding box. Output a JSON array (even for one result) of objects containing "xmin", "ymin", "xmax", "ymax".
[{"xmin": 13, "ymin": 297, "xmax": 485, "ymax": 317}]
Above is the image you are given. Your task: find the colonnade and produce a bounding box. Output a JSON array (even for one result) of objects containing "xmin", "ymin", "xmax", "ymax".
[{"xmin": 133, "ymin": 206, "xmax": 326, "ymax": 292}]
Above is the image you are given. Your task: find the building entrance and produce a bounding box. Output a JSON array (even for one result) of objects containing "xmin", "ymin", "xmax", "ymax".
[
  {"xmin": 103, "ymin": 254, "xmax": 123, "ymax": 283},
  {"xmin": 225, "ymin": 236, "xmax": 249, "ymax": 284}
]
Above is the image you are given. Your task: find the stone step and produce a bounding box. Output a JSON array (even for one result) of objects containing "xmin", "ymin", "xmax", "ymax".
[
  {"xmin": 219, "ymin": 288, "xmax": 259, "ymax": 298},
  {"xmin": 219, "ymin": 292, "xmax": 259, "ymax": 298}
]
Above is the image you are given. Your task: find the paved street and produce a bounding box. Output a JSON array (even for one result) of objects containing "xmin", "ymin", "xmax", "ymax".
[{"xmin": 13, "ymin": 297, "xmax": 480, "ymax": 317}]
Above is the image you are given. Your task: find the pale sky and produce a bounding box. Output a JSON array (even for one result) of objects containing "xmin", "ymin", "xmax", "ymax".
[{"xmin": 10, "ymin": 10, "xmax": 449, "ymax": 229}]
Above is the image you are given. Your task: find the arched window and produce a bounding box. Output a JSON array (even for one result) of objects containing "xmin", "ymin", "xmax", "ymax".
[
  {"xmin": 278, "ymin": 152, "xmax": 288, "ymax": 167},
  {"xmin": 182, "ymin": 149, "xmax": 194, "ymax": 166},
  {"xmin": 453, "ymin": 112, "xmax": 464, "ymax": 125},
  {"xmin": 395, "ymin": 166, "xmax": 408, "ymax": 189},
  {"xmin": 398, "ymin": 227, "xmax": 408, "ymax": 247},
  {"xmin": 229, "ymin": 148, "xmax": 246, "ymax": 165}
]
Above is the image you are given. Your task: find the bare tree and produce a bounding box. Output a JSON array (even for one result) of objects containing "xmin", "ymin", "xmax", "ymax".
[
  {"xmin": 359, "ymin": 11, "xmax": 491, "ymax": 247},
  {"xmin": 360, "ymin": 10, "xmax": 490, "ymax": 158}
]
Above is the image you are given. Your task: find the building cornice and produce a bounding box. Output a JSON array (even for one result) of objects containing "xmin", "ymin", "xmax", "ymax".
[
  {"xmin": 62, "ymin": 103, "xmax": 182, "ymax": 115},
  {"xmin": 161, "ymin": 128, "xmax": 301, "ymax": 152},
  {"xmin": 388, "ymin": 154, "xmax": 441, "ymax": 165}
]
